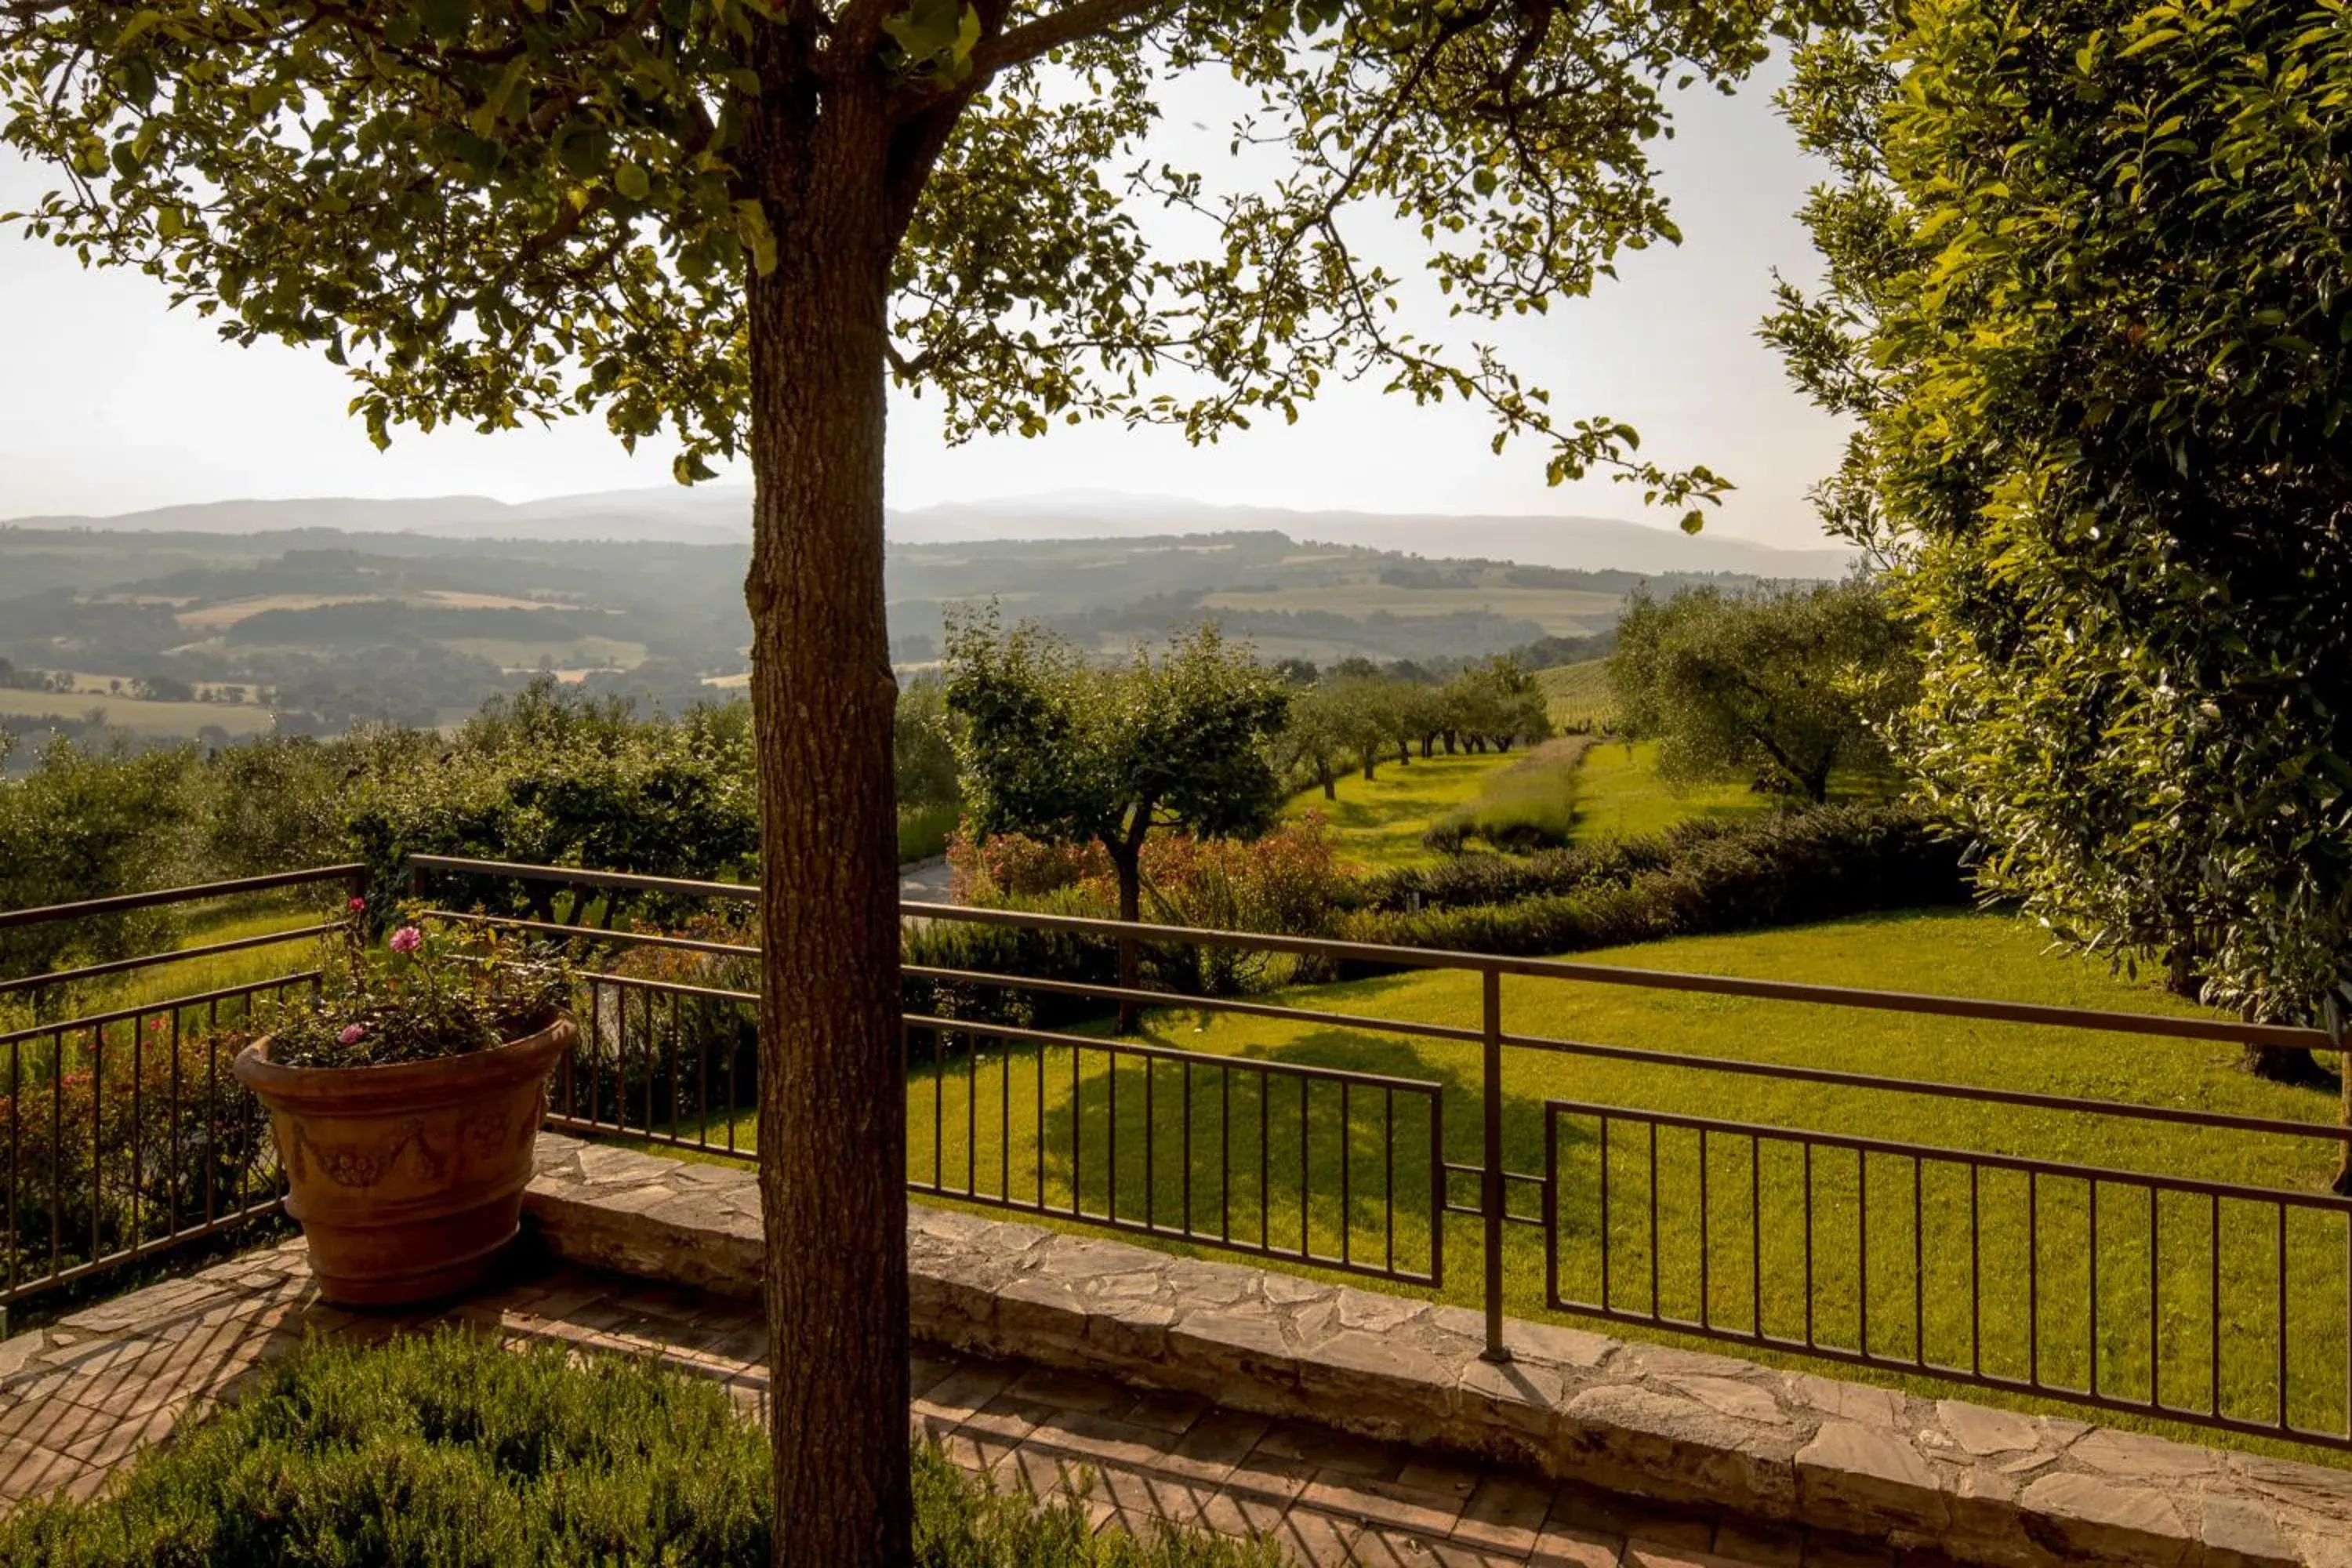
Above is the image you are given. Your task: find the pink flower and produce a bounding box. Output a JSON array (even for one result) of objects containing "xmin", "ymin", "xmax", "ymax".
[
  {"xmin": 388, "ymin": 926, "xmax": 423, "ymax": 955},
  {"xmin": 337, "ymin": 1023, "xmax": 366, "ymax": 1046},
  {"xmin": 348, "ymin": 896, "xmax": 367, "ymax": 913}
]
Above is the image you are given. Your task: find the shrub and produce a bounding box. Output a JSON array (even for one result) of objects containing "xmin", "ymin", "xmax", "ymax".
[
  {"xmin": 0, "ymin": 1019, "xmax": 269, "ymax": 1284},
  {"xmin": 0, "ymin": 1330, "xmax": 1278, "ymax": 1567},
  {"xmin": 1423, "ymin": 739, "xmax": 1592, "ymax": 855},
  {"xmin": 1354, "ymin": 804, "xmax": 1968, "ymax": 958}
]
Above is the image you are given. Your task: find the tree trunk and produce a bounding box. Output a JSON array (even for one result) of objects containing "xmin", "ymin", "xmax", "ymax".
[
  {"xmin": 1109, "ymin": 844, "xmax": 1142, "ymax": 1032},
  {"xmin": 1396, "ymin": 738, "xmax": 1411, "ymax": 766},
  {"xmin": 2243, "ymin": 1043, "xmax": 2329, "ymax": 1086},
  {"xmin": 1361, "ymin": 754, "xmax": 1377, "ymax": 781},
  {"xmin": 1319, "ymin": 765, "xmax": 1336, "ymax": 800},
  {"xmin": 742, "ymin": 71, "xmax": 911, "ymax": 1568}
]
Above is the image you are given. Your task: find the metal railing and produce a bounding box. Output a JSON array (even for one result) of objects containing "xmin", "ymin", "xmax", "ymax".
[
  {"xmin": 4, "ymin": 852, "xmax": 2347, "ymax": 1459},
  {"xmin": 407, "ymin": 853, "xmax": 2352, "ymax": 1455},
  {"xmin": 0, "ymin": 865, "xmax": 367, "ymax": 1306}
]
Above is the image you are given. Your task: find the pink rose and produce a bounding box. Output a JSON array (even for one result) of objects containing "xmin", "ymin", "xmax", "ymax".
[
  {"xmin": 388, "ymin": 926, "xmax": 423, "ymax": 955},
  {"xmin": 338, "ymin": 1024, "xmax": 366, "ymax": 1046},
  {"xmin": 348, "ymin": 896, "xmax": 366, "ymax": 912}
]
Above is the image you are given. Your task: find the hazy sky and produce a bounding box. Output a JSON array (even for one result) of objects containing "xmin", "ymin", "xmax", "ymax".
[{"xmin": 0, "ymin": 56, "xmax": 1845, "ymax": 547}]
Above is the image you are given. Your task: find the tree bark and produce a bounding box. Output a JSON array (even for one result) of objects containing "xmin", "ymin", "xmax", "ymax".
[
  {"xmin": 1319, "ymin": 766, "xmax": 1336, "ymax": 800},
  {"xmin": 742, "ymin": 59, "xmax": 911, "ymax": 1568}
]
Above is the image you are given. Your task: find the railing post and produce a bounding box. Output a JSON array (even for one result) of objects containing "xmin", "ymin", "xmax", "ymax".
[{"xmin": 1480, "ymin": 964, "xmax": 1511, "ymax": 1363}]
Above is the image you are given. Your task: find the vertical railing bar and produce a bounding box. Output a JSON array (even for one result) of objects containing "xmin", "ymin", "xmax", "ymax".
[
  {"xmin": 1427, "ymin": 1087, "xmax": 1445, "ymax": 1286},
  {"xmin": 2028, "ymin": 1169, "xmax": 2041, "ymax": 1391},
  {"xmin": 2212, "ymin": 1191, "xmax": 2223, "ymax": 1418},
  {"xmin": 1220, "ymin": 1065, "xmax": 1232, "ymax": 1244},
  {"xmin": 1970, "ymin": 1160, "xmax": 1982, "ymax": 1377},
  {"xmin": 52, "ymin": 1032, "xmax": 65, "ymax": 1276},
  {"xmin": 2098, "ymin": 1175, "xmax": 2117, "ymax": 1401},
  {"xmin": 1857, "ymin": 1146, "xmax": 1869, "ymax": 1358},
  {"xmin": 205, "ymin": 997, "xmax": 220, "ymax": 1224},
  {"xmin": 935, "ymin": 1025, "xmax": 947, "ymax": 1192},
  {"xmin": 1802, "ymin": 1140, "xmax": 1815, "ymax": 1349},
  {"xmin": 1748, "ymin": 1133, "xmax": 1762, "ymax": 1340},
  {"xmin": 1179, "ymin": 1058, "xmax": 1195, "ymax": 1231},
  {"xmin": 2278, "ymin": 1200, "xmax": 2290, "ymax": 1431},
  {"xmin": 1384, "ymin": 1087, "xmax": 1396, "ymax": 1276},
  {"xmin": 1341, "ymin": 1079, "xmax": 1352, "ymax": 1269},
  {"xmin": 1647, "ymin": 1119, "xmax": 1661, "ymax": 1319},
  {"xmin": 1070, "ymin": 1043, "xmax": 1082, "ymax": 1218},
  {"xmin": 1108, "ymin": 1048, "xmax": 1120, "ymax": 1226},
  {"xmin": 90, "ymin": 1022, "xmax": 104, "ymax": 1265},
  {"xmin": 697, "ymin": 995, "xmax": 712, "ymax": 1149},
  {"xmin": 1001, "ymin": 1029, "xmax": 1012, "ymax": 1203},
  {"xmin": 2150, "ymin": 1183, "xmax": 2161, "ymax": 1410},
  {"xmin": 131, "ymin": 1012, "xmax": 144, "ymax": 1253},
  {"xmin": 1912, "ymin": 1155, "xmax": 1926, "ymax": 1367},
  {"xmin": 1298, "ymin": 1073, "xmax": 1311, "ymax": 1258},
  {"xmin": 1258, "ymin": 1065, "xmax": 1269, "ymax": 1249},
  {"xmin": 1145, "ymin": 1054, "xmax": 1156, "ymax": 1230},
  {"xmin": 586, "ymin": 982, "xmax": 601, "ymax": 1129},
  {"xmin": 1544, "ymin": 1107, "xmax": 1559, "ymax": 1308},
  {"xmin": 727, "ymin": 996, "xmax": 740, "ymax": 1156},
  {"xmin": 964, "ymin": 1022, "xmax": 977, "ymax": 1198},
  {"xmin": 9, "ymin": 1036, "xmax": 20, "ymax": 1296},
  {"xmin": 1699, "ymin": 1125, "xmax": 1711, "ymax": 1332},
  {"xmin": 1599, "ymin": 1111, "xmax": 1612, "ymax": 1315},
  {"xmin": 167, "ymin": 1013, "xmax": 181, "ymax": 1239},
  {"xmin": 1480, "ymin": 967, "xmax": 1508, "ymax": 1362},
  {"xmin": 1036, "ymin": 1039, "xmax": 1046, "ymax": 1207}
]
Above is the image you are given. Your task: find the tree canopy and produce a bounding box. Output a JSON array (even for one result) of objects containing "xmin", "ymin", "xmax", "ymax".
[
  {"xmin": 1766, "ymin": 0, "xmax": 2352, "ymax": 1060},
  {"xmin": 1606, "ymin": 579, "xmax": 1908, "ymax": 802}
]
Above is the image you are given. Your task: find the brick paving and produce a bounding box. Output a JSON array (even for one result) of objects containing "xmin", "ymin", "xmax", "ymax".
[{"xmin": 0, "ymin": 1236, "xmax": 1926, "ymax": 1566}]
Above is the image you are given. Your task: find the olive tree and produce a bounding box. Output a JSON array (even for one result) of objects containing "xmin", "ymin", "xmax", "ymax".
[
  {"xmin": 1606, "ymin": 579, "xmax": 1908, "ymax": 801},
  {"xmin": 1766, "ymin": 0, "xmax": 2352, "ymax": 1125},
  {"xmin": 3, "ymin": 1, "xmax": 1793, "ymax": 1558},
  {"xmin": 943, "ymin": 612, "xmax": 1287, "ymax": 1023}
]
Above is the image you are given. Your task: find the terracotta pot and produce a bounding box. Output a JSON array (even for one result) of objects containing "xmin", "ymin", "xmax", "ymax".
[{"xmin": 234, "ymin": 1015, "xmax": 574, "ymax": 1307}]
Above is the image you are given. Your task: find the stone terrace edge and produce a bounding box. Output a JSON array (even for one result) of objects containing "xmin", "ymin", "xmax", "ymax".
[{"xmin": 524, "ymin": 1133, "xmax": 2352, "ymax": 1568}]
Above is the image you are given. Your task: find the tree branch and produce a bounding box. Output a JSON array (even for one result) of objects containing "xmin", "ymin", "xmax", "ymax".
[{"xmin": 971, "ymin": 0, "xmax": 1171, "ymax": 74}]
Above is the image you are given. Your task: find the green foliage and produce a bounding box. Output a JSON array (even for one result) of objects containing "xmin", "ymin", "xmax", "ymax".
[
  {"xmin": 1425, "ymin": 737, "xmax": 1592, "ymax": 854},
  {"xmin": 1606, "ymin": 579, "xmax": 1912, "ymax": 803},
  {"xmin": 895, "ymin": 673, "xmax": 961, "ymax": 815},
  {"xmin": 944, "ymin": 614, "xmax": 1288, "ymax": 911},
  {"xmin": 1766, "ymin": 0, "xmax": 2352, "ymax": 1028},
  {"xmin": 1354, "ymin": 802, "xmax": 1965, "ymax": 956},
  {"xmin": 0, "ymin": 1, "xmax": 1788, "ymax": 509},
  {"xmin": 0, "ymin": 1328, "xmax": 1276, "ymax": 1566},
  {"xmin": 267, "ymin": 916, "xmax": 568, "ymax": 1070},
  {"xmin": 0, "ymin": 735, "xmax": 197, "ymax": 980},
  {"xmin": 1535, "ymin": 659, "xmax": 1616, "ymax": 733}
]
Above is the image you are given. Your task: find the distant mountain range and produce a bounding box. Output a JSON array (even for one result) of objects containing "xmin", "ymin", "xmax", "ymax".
[{"xmin": 4, "ymin": 486, "xmax": 1856, "ymax": 578}]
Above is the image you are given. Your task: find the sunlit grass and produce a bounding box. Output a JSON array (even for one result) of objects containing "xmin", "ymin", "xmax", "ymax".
[
  {"xmin": 1282, "ymin": 751, "xmax": 1512, "ymax": 869},
  {"xmin": 632, "ymin": 908, "xmax": 2352, "ymax": 1462}
]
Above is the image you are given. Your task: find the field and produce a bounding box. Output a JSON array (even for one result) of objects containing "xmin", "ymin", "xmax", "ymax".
[
  {"xmin": 1537, "ymin": 659, "xmax": 1616, "ymax": 731},
  {"xmin": 1200, "ymin": 583, "xmax": 1624, "ymax": 637},
  {"xmin": 440, "ymin": 636, "xmax": 648, "ymax": 670},
  {"xmin": 1283, "ymin": 752, "xmax": 1513, "ymax": 869},
  {"xmin": 0, "ymin": 688, "xmax": 274, "ymax": 739},
  {"xmin": 1569, "ymin": 740, "xmax": 1779, "ymax": 839}
]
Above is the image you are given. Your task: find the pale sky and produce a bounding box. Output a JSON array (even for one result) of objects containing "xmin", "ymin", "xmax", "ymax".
[{"xmin": 0, "ymin": 58, "xmax": 1845, "ymax": 548}]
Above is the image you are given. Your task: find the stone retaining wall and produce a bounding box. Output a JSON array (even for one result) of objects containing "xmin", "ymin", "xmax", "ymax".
[{"xmin": 524, "ymin": 1134, "xmax": 2352, "ymax": 1568}]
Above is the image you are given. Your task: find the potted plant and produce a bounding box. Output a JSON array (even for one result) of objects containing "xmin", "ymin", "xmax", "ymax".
[{"xmin": 234, "ymin": 906, "xmax": 574, "ymax": 1306}]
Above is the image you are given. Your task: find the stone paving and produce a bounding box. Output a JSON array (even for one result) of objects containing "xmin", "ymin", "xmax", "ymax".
[{"xmin": 0, "ymin": 1235, "xmax": 1932, "ymax": 1566}]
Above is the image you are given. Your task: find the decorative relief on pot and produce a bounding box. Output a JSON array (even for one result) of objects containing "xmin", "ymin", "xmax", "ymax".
[
  {"xmin": 459, "ymin": 1109, "xmax": 510, "ymax": 1160},
  {"xmin": 290, "ymin": 1115, "xmax": 445, "ymax": 1187}
]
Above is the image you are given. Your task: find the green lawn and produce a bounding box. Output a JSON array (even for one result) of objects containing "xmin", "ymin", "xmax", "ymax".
[
  {"xmin": 1282, "ymin": 751, "xmax": 1512, "ymax": 869},
  {"xmin": 643, "ymin": 907, "xmax": 2352, "ymax": 1461},
  {"xmin": 1568, "ymin": 740, "xmax": 1782, "ymax": 839}
]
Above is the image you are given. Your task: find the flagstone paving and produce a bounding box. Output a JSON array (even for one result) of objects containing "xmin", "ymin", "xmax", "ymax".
[{"xmin": 0, "ymin": 1236, "xmax": 1934, "ymax": 1566}]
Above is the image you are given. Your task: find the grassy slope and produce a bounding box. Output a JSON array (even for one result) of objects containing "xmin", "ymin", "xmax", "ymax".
[
  {"xmin": 1536, "ymin": 659, "xmax": 1616, "ymax": 731},
  {"xmin": 1281, "ymin": 752, "xmax": 1512, "ymax": 869},
  {"xmin": 663, "ymin": 906, "xmax": 2350, "ymax": 1457}
]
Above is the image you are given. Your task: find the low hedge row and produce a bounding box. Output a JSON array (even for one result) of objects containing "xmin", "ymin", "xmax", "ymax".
[
  {"xmin": 1348, "ymin": 803, "xmax": 1969, "ymax": 958},
  {"xmin": 0, "ymin": 1329, "xmax": 1276, "ymax": 1567}
]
